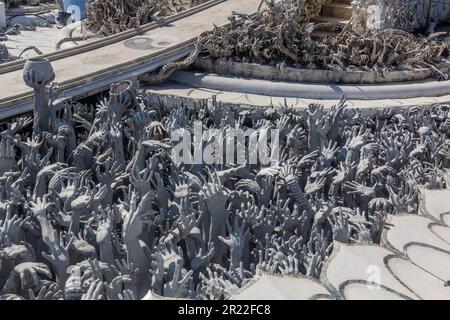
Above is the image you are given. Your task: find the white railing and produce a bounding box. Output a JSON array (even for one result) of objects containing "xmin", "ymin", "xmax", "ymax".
[{"xmin": 0, "ymin": 2, "xmax": 6, "ymax": 29}]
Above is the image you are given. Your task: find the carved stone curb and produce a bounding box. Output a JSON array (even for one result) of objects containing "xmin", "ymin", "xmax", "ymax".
[
  {"xmin": 170, "ymin": 70, "xmax": 450, "ymax": 100},
  {"xmin": 194, "ymin": 57, "xmax": 437, "ymax": 84}
]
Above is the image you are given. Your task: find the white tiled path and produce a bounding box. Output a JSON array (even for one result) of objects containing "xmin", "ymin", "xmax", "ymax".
[{"xmin": 226, "ymin": 171, "xmax": 450, "ymax": 300}]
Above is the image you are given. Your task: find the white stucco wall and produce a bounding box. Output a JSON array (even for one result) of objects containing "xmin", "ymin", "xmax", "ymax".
[{"xmin": 352, "ymin": 0, "xmax": 450, "ymax": 32}]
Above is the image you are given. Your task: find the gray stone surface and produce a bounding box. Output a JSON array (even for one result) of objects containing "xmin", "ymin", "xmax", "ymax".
[
  {"xmin": 386, "ymin": 256, "xmax": 450, "ymax": 300},
  {"xmin": 169, "ymin": 71, "xmax": 450, "ymax": 100},
  {"xmin": 384, "ymin": 214, "xmax": 450, "ymax": 254},
  {"xmin": 231, "ymin": 273, "xmax": 332, "ymax": 300},
  {"xmin": 420, "ymin": 188, "xmax": 450, "ymax": 224},
  {"xmin": 4, "ymin": 26, "xmax": 59, "ymax": 58},
  {"xmin": 321, "ymin": 243, "xmax": 419, "ymax": 299}
]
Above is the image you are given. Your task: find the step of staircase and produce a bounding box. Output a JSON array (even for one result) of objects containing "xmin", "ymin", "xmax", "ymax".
[
  {"xmin": 333, "ymin": 0, "xmax": 352, "ymax": 4},
  {"xmin": 311, "ymin": 15, "xmax": 350, "ymax": 25},
  {"xmin": 322, "ymin": 2, "xmax": 352, "ymax": 20},
  {"xmin": 311, "ymin": 0, "xmax": 353, "ymax": 30}
]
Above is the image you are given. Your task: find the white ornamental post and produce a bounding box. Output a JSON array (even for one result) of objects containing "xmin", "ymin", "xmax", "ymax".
[{"xmin": 0, "ymin": 2, "xmax": 6, "ymax": 29}]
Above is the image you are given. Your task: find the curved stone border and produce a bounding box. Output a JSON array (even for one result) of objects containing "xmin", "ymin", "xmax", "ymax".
[
  {"xmin": 320, "ymin": 241, "xmax": 427, "ymax": 300},
  {"xmin": 430, "ymin": 223, "xmax": 450, "ymax": 246},
  {"xmin": 194, "ymin": 57, "xmax": 437, "ymax": 84},
  {"xmin": 170, "ymin": 70, "xmax": 450, "ymax": 100},
  {"xmin": 382, "ymin": 254, "xmax": 428, "ymax": 300},
  {"xmin": 381, "ymin": 214, "xmax": 412, "ymax": 257},
  {"xmin": 317, "ymin": 241, "xmax": 412, "ymax": 299},
  {"xmin": 418, "ymin": 190, "xmax": 450, "ymax": 225}
]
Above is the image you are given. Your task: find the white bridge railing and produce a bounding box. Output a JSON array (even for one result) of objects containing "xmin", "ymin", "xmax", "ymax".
[{"xmin": 0, "ymin": 2, "xmax": 6, "ymax": 29}]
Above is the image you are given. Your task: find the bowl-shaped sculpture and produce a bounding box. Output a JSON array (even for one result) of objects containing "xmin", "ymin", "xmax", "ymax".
[
  {"xmin": 109, "ymin": 80, "xmax": 136, "ymax": 106},
  {"xmin": 23, "ymin": 58, "xmax": 55, "ymax": 89}
]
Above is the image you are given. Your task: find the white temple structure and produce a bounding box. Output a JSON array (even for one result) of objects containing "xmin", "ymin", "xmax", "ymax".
[{"xmin": 351, "ymin": 0, "xmax": 450, "ymax": 32}]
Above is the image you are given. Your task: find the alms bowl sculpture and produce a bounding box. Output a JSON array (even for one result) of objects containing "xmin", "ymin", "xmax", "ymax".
[
  {"xmin": 23, "ymin": 58, "xmax": 55, "ymax": 89},
  {"xmin": 23, "ymin": 58, "xmax": 55, "ymax": 133},
  {"xmin": 109, "ymin": 80, "xmax": 136, "ymax": 105}
]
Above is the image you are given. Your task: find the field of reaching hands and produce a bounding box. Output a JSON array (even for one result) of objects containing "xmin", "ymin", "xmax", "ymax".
[{"xmin": 0, "ymin": 77, "xmax": 449, "ymax": 299}]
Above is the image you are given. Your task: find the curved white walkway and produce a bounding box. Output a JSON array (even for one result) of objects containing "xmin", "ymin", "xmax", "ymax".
[
  {"xmin": 144, "ymin": 81, "xmax": 450, "ymax": 116},
  {"xmin": 170, "ymin": 70, "xmax": 450, "ymax": 100},
  {"xmin": 224, "ymin": 171, "xmax": 450, "ymax": 300}
]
